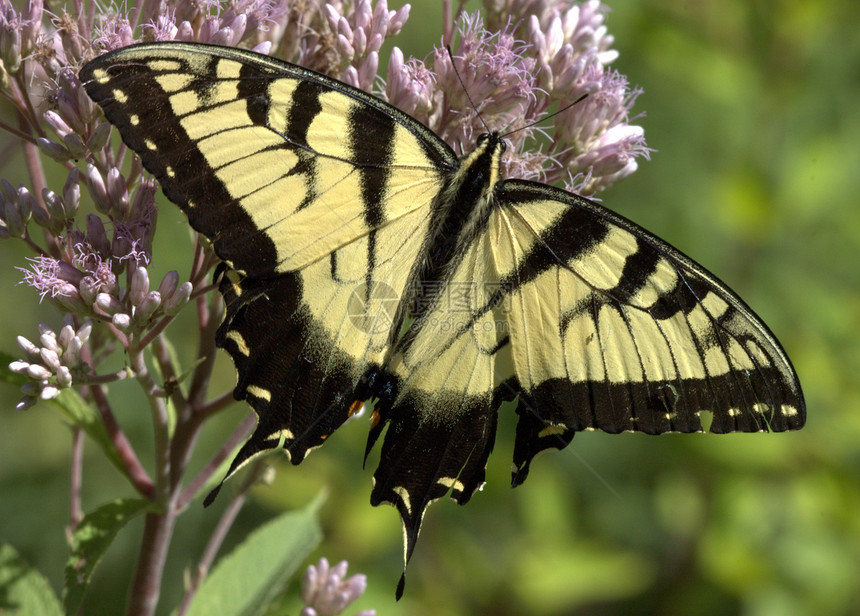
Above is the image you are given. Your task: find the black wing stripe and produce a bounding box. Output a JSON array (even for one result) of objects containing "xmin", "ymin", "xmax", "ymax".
[{"xmin": 82, "ymin": 54, "xmax": 281, "ymax": 276}]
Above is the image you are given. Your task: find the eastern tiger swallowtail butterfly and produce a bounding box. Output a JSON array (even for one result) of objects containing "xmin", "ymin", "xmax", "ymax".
[{"xmin": 80, "ymin": 42, "xmax": 805, "ymax": 597}]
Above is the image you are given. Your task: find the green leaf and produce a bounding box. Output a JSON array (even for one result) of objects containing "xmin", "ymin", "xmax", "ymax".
[
  {"xmin": 1, "ymin": 350, "xmax": 136, "ymax": 482},
  {"xmin": 182, "ymin": 492, "xmax": 325, "ymax": 616},
  {"xmin": 63, "ymin": 499, "xmax": 154, "ymax": 615},
  {"xmin": 1, "ymin": 355, "xmax": 135, "ymax": 483},
  {"xmin": 0, "ymin": 543, "xmax": 63, "ymax": 616},
  {"xmin": 47, "ymin": 388, "xmax": 130, "ymax": 480}
]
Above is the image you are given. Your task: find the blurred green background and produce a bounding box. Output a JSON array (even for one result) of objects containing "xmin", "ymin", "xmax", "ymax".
[{"xmin": 1, "ymin": 1, "xmax": 859, "ymax": 614}]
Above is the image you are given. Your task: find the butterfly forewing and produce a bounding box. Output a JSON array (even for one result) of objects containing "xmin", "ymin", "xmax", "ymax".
[{"xmin": 79, "ymin": 43, "xmax": 454, "ymax": 277}]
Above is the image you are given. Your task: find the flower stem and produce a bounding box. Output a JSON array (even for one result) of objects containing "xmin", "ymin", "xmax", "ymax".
[
  {"xmin": 175, "ymin": 461, "xmax": 266, "ymax": 616},
  {"xmin": 90, "ymin": 384, "xmax": 155, "ymax": 497},
  {"xmin": 69, "ymin": 427, "xmax": 84, "ymax": 529},
  {"xmin": 125, "ymin": 338, "xmax": 175, "ymax": 616},
  {"xmin": 127, "ymin": 506, "xmax": 178, "ymax": 616}
]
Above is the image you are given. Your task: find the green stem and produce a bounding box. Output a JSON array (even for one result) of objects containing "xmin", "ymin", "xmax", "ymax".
[
  {"xmin": 176, "ymin": 460, "xmax": 267, "ymax": 616},
  {"xmin": 127, "ymin": 507, "xmax": 178, "ymax": 616},
  {"xmin": 90, "ymin": 384, "xmax": 154, "ymax": 497},
  {"xmin": 125, "ymin": 338, "xmax": 173, "ymax": 616}
]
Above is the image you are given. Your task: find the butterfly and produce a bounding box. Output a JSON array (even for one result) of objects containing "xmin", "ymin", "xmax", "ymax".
[{"xmin": 80, "ymin": 42, "xmax": 805, "ymax": 596}]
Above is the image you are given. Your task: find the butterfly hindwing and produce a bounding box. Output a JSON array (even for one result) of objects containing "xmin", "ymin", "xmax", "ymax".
[
  {"xmin": 490, "ymin": 180, "xmax": 805, "ymax": 482},
  {"xmin": 213, "ymin": 204, "xmax": 435, "ymax": 478}
]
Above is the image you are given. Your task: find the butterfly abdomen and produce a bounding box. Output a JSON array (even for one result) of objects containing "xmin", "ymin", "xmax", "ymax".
[{"xmin": 406, "ymin": 133, "xmax": 505, "ymax": 324}]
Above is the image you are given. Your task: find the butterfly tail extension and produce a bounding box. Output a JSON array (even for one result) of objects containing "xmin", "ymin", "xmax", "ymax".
[{"xmin": 366, "ymin": 373, "xmax": 499, "ymax": 600}]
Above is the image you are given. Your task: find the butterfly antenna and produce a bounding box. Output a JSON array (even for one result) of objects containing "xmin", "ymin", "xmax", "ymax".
[
  {"xmin": 501, "ymin": 93, "xmax": 589, "ymax": 139},
  {"xmin": 446, "ymin": 45, "xmax": 490, "ymax": 134},
  {"xmin": 571, "ymin": 448, "xmax": 625, "ymax": 503}
]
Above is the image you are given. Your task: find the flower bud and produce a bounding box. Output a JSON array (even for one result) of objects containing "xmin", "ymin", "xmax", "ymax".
[
  {"xmin": 36, "ymin": 137, "xmax": 71, "ymax": 163},
  {"xmin": 16, "ymin": 186, "xmax": 35, "ymax": 222},
  {"xmin": 86, "ymin": 122, "xmax": 112, "ymax": 152},
  {"xmin": 56, "ymin": 90, "xmax": 84, "ymax": 135},
  {"xmin": 129, "ymin": 266, "xmax": 149, "ymax": 306},
  {"xmin": 95, "ymin": 292, "xmax": 123, "ymax": 315},
  {"xmin": 228, "ymin": 14, "xmax": 246, "ymax": 42},
  {"xmin": 106, "ymin": 167, "xmax": 129, "ymax": 218},
  {"xmin": 21, "ymin": 0, "xmax": 43, "ymax": 55},
  {"xmin": 39, "ymin": 330, "xmax": 59, "ymax": 352},
  {"xmin": 16, "ymin": 335, "xmax": 41, "ymax": 362},
  {"xmin": 86, "ymin": 163, "xmax": 110, "ymax": 214},
  {"xmin": 112, "ymin": 312, "xmax": 132, "ymax": 331},
  {"xmin": 0, "ymin": 11, "xmax": 22, "ymax": 75},
  {"xmin": 39, "ymin": 188, "xmax": 61, "ymax": 227},
  {"xmin": 76, "ymin": 321, "xmax": 92, "ymax": 344},
  {"xmin": 0, "ymin": 178, "xmax": 16, "ymax": 203},
  {"xmin": 3, "ymin": 201, "xmax": 25, "ymax": 237},
  {"xmin": 27, "ymin": 363, "xmax": 52, "ymax": 380},
  {"xmin": 157, "ymin": 270, "xmax": 179, "ymax": 298},
  {"xmin": 251, "ymin": 41, "xmax": 271, "ymax": 55},
  {"xmin": 63, "ymin": 168, "xmax": 81, "ymax": 219},
  {"xmin": 9, "ymin": 360, "xmax": 30, "ymax": 374},
  {"xmin": 62, "ymin": 132, "xmax": 87, "ymax": 159},
  {"xmin": 163, "ymin": 281, "xmax": 192, "ymax": 315},
  {"xmin": 62, "ymin": 335, "xmax": 82, "ymax": 366},
  {"xmin": 40, "ymin": 384, "xmax": 60, "ymax": 400},
  {"xmin": 135, "ymin": 290, "xmax": 161, "ymax": 322},
  {"xmin": 16, "ymin": 396, "xmax": 36, "ymax": 411},
  {"xmin": 40, "ymin": 347, "xmax": 61, "ymax": 372},
  {"xmin": 85, "ymin": 214, "xmax": 111, "ymax": 256},
  {"xmin": 57, "ymin": 365, "xmax": 73, "ymax": 388},
  {"xmin": 199, "ymin": 16, "xmax": 219, "ymax": 43},
  {"xmin": 58, "ymin": 323, "xmax": 75, "ymax": 349},
  {"xmin": 176, "ymin": 20, "xmax": 194, "ymax": 41},
  {"xmin": 210, "ymin": 26, "xmax": 233, "ymax": 46},
  {"xmin": 127, "ymin": 153, "xmax": 144, "ymax": 187},
  {"xmin": 337, "ymin": 33, "xmax": 355, "ymax": 60},
  {"xmin": 43, "ymin": 110, "xmax": 73, "ymax": 139}
]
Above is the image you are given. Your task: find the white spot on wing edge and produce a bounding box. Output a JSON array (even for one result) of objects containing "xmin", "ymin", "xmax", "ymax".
[
  {"xmin": 264, "ymin": 428, "xmax": 294, "ymax": 441},
  {"xmin": 225, "ymin": 330, "xmax": 250, "ymax": 356},
  {"xmin": 436, "ymin": 476, "xmax": 465, "ymax": 494},
  {"xmin": 537, "ymin": 423, "xmax": 567, "ymax": 438},
  {"xmin": 781, "ymin": 405, "xmax": 799, "ymax": 417},
  {"xmin": 92, "ymin": 68, "xmax": 109, "ymax": 84},
  {"xmin": 393, "ymin": 486, "xmax": 412, "ymax": 515},
  {"xmin": 247, "ymin": 385, "xmax": 272, "ymax": 402}
]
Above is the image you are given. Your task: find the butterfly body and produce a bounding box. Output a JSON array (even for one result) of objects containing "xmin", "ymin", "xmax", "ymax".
[{"xmin": 80, "ymin": 43, "xmax": 804, "ymax": 596}]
